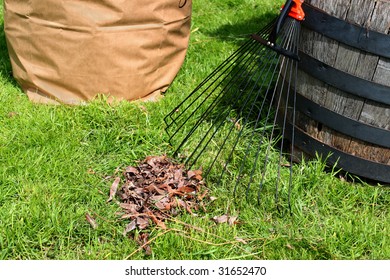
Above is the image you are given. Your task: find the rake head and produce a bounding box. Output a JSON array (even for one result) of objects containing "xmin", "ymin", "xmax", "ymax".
[{"xmin": 164, "ymin": 0, "xmax": 304, "ymax": 213}]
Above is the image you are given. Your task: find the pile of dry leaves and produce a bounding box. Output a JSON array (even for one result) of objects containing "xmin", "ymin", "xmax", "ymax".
[
  {"xmin": 85, "ymin": 155, "xmax": 240, "ymax": 255},
  {"xmin": 107, "ymin": 155, "xmax": 210, "ymax": 234}
]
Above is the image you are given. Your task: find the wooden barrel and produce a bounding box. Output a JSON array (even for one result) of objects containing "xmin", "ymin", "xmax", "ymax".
[{"xmin": 289, "ymin": 0, "xmax": 390, "ymax": 183}]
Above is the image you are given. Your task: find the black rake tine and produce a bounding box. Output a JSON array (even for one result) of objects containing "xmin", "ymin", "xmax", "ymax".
[
  {"xmin": 225, "ymin": 18, "xmax": 296, "ymax": 187},
  {"xmin": 254, "ymin": 19, "xmax": 297, "ymax": 205},
  {"xmin": 288, "ymin": 22, "xmax": 301, "ymax": 215},
  {"xmin": 288, "ymin": 63, "xmax": 298, "ymax": 216},
  {"xmin": 229, "ymin": 54, "xmax": 280, "ymax": 194},
  {"xmin": 208, "ymin": 49, "xmax": 280, "ymax": 181},
  {"xmin": 201, "ymin": 21, "xmax": 296, "ymax": 178},
  {"xmin": 229, "ymin": 19, "xmax": 296, "ymax": 198},
  {"xmin": 164, "ymin": 20, "xmax": 276, "ymax": 129},
  {"xmin": 185, "ymin": 47, "xmax": 270, "ymax": 169},
  {"xmin": 274, "ymin": 20, "xmax": 300, "ymax": 212},
  {"xmin": 175, "ymin": 39, "xmax": 272, "ymax": 165},
  {"xmin": 277, "ymin": 19, "xmax": 300, "ymax": 215},
  {"xmin": 211, "ymin": 18, "xmax": 291, "ymax": 198},
  {"xmin": 167, "ymin": 36, "xmax": 267, "ymax": 149},
  {"xmin": 258, "ymin": 18, "xmax": 300, "ymax": 211},
  {"xmin": 164, "ymin": 19, "xmax": 278, "ymax": 144},
  {"xmin": 275, "ymin": 54, "xmax": 294, "ymax": 213},
  {"xmin": 195, "ymin": 44, "xmax": 279, "ymax": 176}
]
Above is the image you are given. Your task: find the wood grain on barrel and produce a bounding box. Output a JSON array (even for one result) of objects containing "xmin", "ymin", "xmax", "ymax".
[{"xmin": 296, "ymin": 0, "xmax": 390, "ymax": 165}]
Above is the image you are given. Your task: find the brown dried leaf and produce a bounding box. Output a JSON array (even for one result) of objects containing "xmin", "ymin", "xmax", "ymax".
[
  {"xmin": 150, "ymin": 194, "xmax": 166, "ymax": 202},
  {"xmin": 161, "ymin": 184, "xmax": 175, "ymax": 196},
  {"xmin": 235, "ymin": 237, "xmax": 248, "ymax": 244},
  {"xmin": 155, "ymin": 201, "xmax": 166, "ymax": 210},
  {"xmin": 147, "ymin": 211, "xmax": 167, "ymax": 230},
  {"xmin": 125, "ymin": 166, "xmax": 139, "ymax": 175},
  {"xmin": 137, "ymin": 233, "xmax": 152, "ymax": 255},
  {"xmin": 234, "ymin": 120, "xmax": 241, "ymax": 131},
  {"xmin": 120, "ymin": 203, "xmax": 139, "ymax": 213},
  {"xmin": 123, "ymin": 219, "xmax": 137, "ymax": 236},
  {"xmin": 169, "ymin": 198, "xmax": 178, "ymax": 208},
  {"xmin": 227, "ymin": 117, "xmax": 241, "ymax": 130},
  {"xmin": 134, "ymin": 188, "xmax": 146, "ymax": 196},
  {"xmin": 160, "ymin": 196, "xmax": 171, "ymax": 205},
  {"xmin": 137, "ymin": 104, "xmax": 148, "ymax": 113},
  {"xmin": 104, "ymin": 175, "xmax": 114, "ymax": 180},
  {"xmin": 85, "ymin": 213, "xmax": 97, "ymax": 229},
  {"xmin": 187, "ymin": 169, "xmax": 203, "ymax": 180},
  {"xmin": 107, "ymin": 177, "xmax": 120, "ymax": 202},
  {"xmin": 8, "ymin": 112, "xmax": 18, "ymax": 118},
  {"xmin": 145, "ymin": 184, "xmax": 166, "ymax": 195},
  {"xmin": 136, "ymin": 217, "xmax": 150, "ymax": 230},
  {"xmin": 174, "ymin": 168, "xmax": 183, "ymax": 181},
  {"xmin": 212, "ymin": 214, "xmax": 238, "ymax": 226},
  {"xmin": 200, "ymin": 201, "xmax": 207, "ymax": 212},
  {"xmin": 145, "ymin": 155, "xmax": 167, "ymax": 168},
  {"xmin": 113, "ymin": 166, "xmax": 121, "ymax": 175},
  {"xmin": 154, "ymin": 196, "xmax": 171, "ymax": 211},
  {"xmin": 177, "ymin": 185, "xmax": 196, "ymax": 195},
  {"xmin": 177, "ymin": 199, "xmax": 194, "ymax": 215},
  {"xmin": 164, "ymin": 202, "xmax": 172, "ymax": 211},
  {"xmin": 212, "ymin": 214, "xmax": 228, "ymax": 224},
  {"xmin": 187, "ymin": 170, "xmax": 196, "ymax": 179},
  {"xmin": 228, "ymin": 216, "xmax": 238, "ymax": 226},
  {"xmin": 170, "ymin": 208, "xmax": 180, "ymax": 216},
  {"xmin": 121, "ymin": 213, "xmax": 137, "ymax": 219},
  {"xmin": 197, "ymin": 190, "xmax": 209, "ymax": 200},
  {"xmin": 286, "ymin": 243, "xmax": 295, "ymax": 250}
]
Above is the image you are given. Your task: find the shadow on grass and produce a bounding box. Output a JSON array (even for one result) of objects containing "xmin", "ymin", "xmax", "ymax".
[
  {"xmin": 0, "ymin": 23, "xmax": 17, "ymax": 86},
  {"xmin": 205, "ymin": 12, "xmax": 277, "ymax": 44}
]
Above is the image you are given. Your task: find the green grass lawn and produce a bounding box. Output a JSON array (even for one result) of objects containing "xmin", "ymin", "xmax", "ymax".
[{"xmin": 0, "ymin": 0, "xmax": 389, "ymax": 260}]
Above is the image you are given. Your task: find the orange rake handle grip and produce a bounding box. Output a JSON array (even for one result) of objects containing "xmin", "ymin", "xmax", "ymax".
[
  {"xmin": 288, "ymin": 0, "xmax": 305, "ymax": 21},
  {"xmin": 281, "ymin": 0, "xmax": 305, "ymax": 21},
  {"xmin": 267, "ymin": 0, "xmax": 305, "ymax": 45}
]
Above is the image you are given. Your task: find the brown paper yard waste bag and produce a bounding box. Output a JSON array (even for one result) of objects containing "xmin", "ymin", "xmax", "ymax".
[{"xmin": 4, "ymin": 0, "xmax": 192, "ymax": 104}]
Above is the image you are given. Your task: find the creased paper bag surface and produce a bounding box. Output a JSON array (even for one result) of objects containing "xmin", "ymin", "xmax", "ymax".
[{"xmin": 4, "ymin": 0, "xmax": 192, "ymax": 104}]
